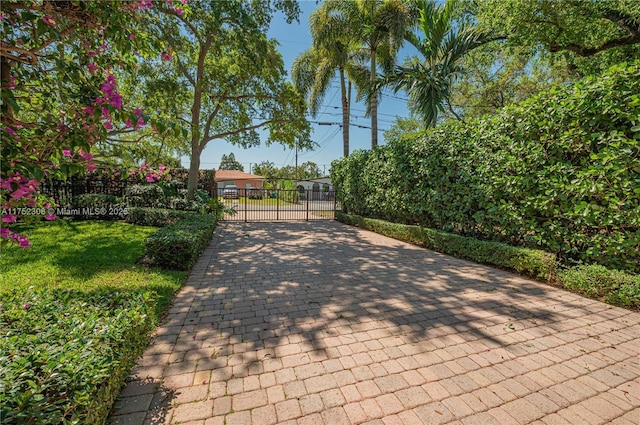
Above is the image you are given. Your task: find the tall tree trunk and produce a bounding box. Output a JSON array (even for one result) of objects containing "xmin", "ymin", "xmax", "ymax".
[
  {"xmin": 187, "ymin": 45, "xmax": 207, "ymax": 200},
  {"xmin": 370, "ymin": 47, "xmax": 378, "ymax": 149},
  {"xmin": 339, "ymin": 67, "xmax": 350, "ymax": 157},
  {"xmin": 187, "ymin": 150, "xmax": 201, "ymax": 199}
]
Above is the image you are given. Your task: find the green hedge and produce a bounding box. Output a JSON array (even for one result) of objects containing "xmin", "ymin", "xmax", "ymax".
[
  {"xmin": 559, "ymin": 264, "xmax": 640, "ymax": 309},
  {"xmin": 337, "ymin": 212, "xmax": 556, "ymax": 281},
  {"xmin": 73, "ymin": 194, "xmax": 128, "ymax": 220},
  {"xmin": 125, "ymin": 207, "xmax": 197, "ymax": 227},
  {"xmin": 144, "ymin": 214, "xmax": 218, "ymax": 270},
  {"xmin": 331, "ymin": 62, "xmax": 640, "ymax": 272},
  {"xmin": 0, "ymin": 289, "xmax": 156, "ymax": 424}
]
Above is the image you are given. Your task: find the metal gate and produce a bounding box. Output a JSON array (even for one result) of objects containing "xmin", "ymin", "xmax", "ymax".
[{"xmin": 221, "ymin": 189, "xmax": 339, "ymax": 222}]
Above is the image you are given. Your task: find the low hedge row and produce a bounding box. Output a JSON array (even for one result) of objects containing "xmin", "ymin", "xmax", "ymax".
[
  {"xmin": 337, "ymin": 212, "xmax": 639, "ymax": 310},
  {"xmin": 0, "ymin": 289, "xmax": 156, "ymax": 424},
  {"xmin": 129, "ymin": 208, "xmax": 218, "ymax": 270},
  {"xmin": 125, "ymin": 206, "xmax": 197, "ymax": 227}
]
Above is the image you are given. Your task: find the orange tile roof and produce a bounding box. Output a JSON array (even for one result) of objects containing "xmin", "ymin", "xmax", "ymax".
[{"xmin": 214, "ymin": 170, "xmax": 265, "ymax": 181}]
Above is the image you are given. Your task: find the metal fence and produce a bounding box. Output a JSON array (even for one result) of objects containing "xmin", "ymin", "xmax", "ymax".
[
  {"xmin": 39, "ymin": 169, "xmax": 216, "ymax": 207},
  {"xmin": 221, "ymin": 189, "xmax": 338, "ymax": 222}
]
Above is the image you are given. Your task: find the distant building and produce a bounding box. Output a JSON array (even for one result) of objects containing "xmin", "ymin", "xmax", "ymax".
[
  {"xmin": 295, "ymin": 177, "xmax": 333, "ymax": 200},
  {"xmin": 215, "ymin": 170, "xmax": 265, "ymax": 196}
]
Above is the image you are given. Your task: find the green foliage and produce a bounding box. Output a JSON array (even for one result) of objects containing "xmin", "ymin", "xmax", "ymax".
[
  {"xmin": 0, "ymin": 289, "xmax": 155, "ymax": 424},
  {"xmin": 144, "ymin": 215, "xmax": 218, "ymax": 270},
  {"xmin": 219, "ymin": 153, "xmax": 244, "ymax": 171},
  {"xmin": 337, "ymin": 212, "xmax": 556, "ymax": 280},
  {"xmin": 125, "ymin": 207, "xmax": 197, "ymax": 227},
  {"xmin": 125, "ymin": 184, "xmax": 166, "ymax": 208},
  {"xmin": 559, "ymin": 264, "xmax": 640, "ymax": 309},
  {"xmin": 332, "ymin": 62, "xmax": 640, "ymax": 271},
  {"xmin": 124, "ymin": 183, "xmax": 212, "ymax": 212},
  {"xmin": 473, "ymin": 0, "xmax": 640, "ymax": 76},
  {"xmin": 388, "ymin": 0, "xmax": 490, "ymax": 126},
  {"xmin": 0, "ymin": 222, "xmax": 184, "ymax": 424},
  {"xmin": 73, "ymin": 194, "xmax": 128, "ymax": 220}
]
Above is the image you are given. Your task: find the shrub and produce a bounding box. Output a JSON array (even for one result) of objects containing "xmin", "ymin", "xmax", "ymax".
[
  {"xmin": 559, "ymin": 264, "xmax": 640, "ymax": 309},
  {"xmin": 124, "ymin": 184, "xmax": 167, "ymax": 208},
  {"xmin": 125, "ymin": 207, "xmax": 197, "ymax": 227},
  {"xmin": 337, "ymin": 212, "xmax": 556, "ymax": 281},
  {"xmin": 0, "ymin": 289, "xmax": 156, "ymax": 424},
  {"xmin": 73, "ymin": 194, "xmax": 128, "ymax": 220},
  {"xmin": 331, "ymin": 62, "xmax": 640, "ymax": 271},
  {"xmin": 145, "ymin": 215, "xmax": 218, "ymax": 270}
]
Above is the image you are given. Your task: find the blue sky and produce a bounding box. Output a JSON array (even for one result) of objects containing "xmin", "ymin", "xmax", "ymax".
[{"xmin": 181, "ymin": 1, "xmax": 412, "ymax": 175}]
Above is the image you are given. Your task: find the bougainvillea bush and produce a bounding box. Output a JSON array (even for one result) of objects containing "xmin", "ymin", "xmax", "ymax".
[{"xmin": 1, "ymin": 0, "xmax": 187, "ymax": 247}]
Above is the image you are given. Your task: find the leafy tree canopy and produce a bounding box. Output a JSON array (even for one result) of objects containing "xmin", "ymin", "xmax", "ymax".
[
  {"xmin": 219, "ymin": 153, "xmax": 244, "ymax": 171},
  {"xmin": 144, "ymin": 0, "xmax": 312, "ymax": 198}
]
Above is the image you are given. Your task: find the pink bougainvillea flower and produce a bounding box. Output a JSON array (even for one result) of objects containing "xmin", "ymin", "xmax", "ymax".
[
  {"xmin": 134, "ymin": 116, "xmax": 145, "ymax": 130},
  {"xmin": 0, "ymin": 178, "xmax": 11, "ymax": 190},
  {"xmin": 3, "ymin": 126, "xmax": 15, "ymax": 135},
  {"xmin": 18, "ymin": 237, "xmax": 30, "ymax": 248},
  {"xmin": 145, "ymin": 174, "xmax": 155, "ymax": 183},
  {"xmin": 103, "ymin": 120, "xmax": 113, "ymax": 130},
  {"xmin": 82, "ymin": 105, "xmax": 95, "ymax": 115},
  {"xmin": 44, "ymin": 213, "xmax": 56, "ymax": 221},
  {"xmin": 175, "ymin": 7, "xmax": 184, "ymax": 15},
  {"xmin": 87, "ymin": 63, "xmax": 98, "ymax": 73},
  {"xmin": 129, "ymin": 169, "xmax": 136, "ymax": 176},
  {"xmin": 10, "ymin": 188, "xmax": 28, "ymax": 200},
  {"xmin": 181, "ymin": 0, "xmax": 188, "ymax": 4},
  {"xmin": 0, "ymin": 228, "xmax": 11, "ymax": 239},
  {"xmin": 134, "ymin": 108, "xmax": 143, "ymax": 118},
  {"xmin": 63, "ymin": 149, "xmax": 72, "ymax": 157},
  {"xmin": 8, "ymin": 75, "xmax": 15, "ymax": 89},
  {"xmin": 79, "ymin": 151, "xmax": 94, "ymax": 161},
  {"xmin": 101, "ymin": 107, "xmax": 110, "ymax": 118},
  {"xmin": 2, "ymin": 214, "xmax": 16, "ymax": 223},
  {"xmin": 129, "ymin": 32, "xmax": 135, "ymax": 41},
  {"xmin": 110, "ymin": 94, "xmax": 123, "ymax": 109},
  {"xmin": 42, "ymin": 15, "xmax": 57, "ymax": 27},
  {"xmin": 87, "ymin": 164, "xmax": 97, "ymax": 172},
  {"xmin": 125, "ymin": 118, "xmax": 133, "ymax": 128},
  {"xmin": 24, "ymin": 303, "xmax": 31, "ymax": 309}
]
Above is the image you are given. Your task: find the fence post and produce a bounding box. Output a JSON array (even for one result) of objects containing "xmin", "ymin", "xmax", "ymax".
[
  {"xmin": 306, "ymin": 190, "xmax": 309, "ymax": 221},
  {"xmin": 244, "ymin": 188, "xmax": 247, "ymax": 223},
  {"xmin": 276, "ymin": 189, "xmax": 279, "ymax": 221}
]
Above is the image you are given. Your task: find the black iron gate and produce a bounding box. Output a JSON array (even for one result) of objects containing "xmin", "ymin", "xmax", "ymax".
[{"xmin": 221, "ymin": 189, "xmax": 339, "ymax": 222}]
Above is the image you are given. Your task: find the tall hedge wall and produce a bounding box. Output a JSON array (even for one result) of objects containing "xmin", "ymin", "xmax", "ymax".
[{"xmin": 331, "ymin": 62, "xmax": 640, "ymax": 271}]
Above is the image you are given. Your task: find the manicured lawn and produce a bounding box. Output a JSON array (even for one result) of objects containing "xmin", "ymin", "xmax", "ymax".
[
  {"xmin": 0, "ymin": 220, "xmax": 185, "ymax": 424},
  {"xmin": 0, "ymin": 220, "xmax": 184, "ymax": 312}
]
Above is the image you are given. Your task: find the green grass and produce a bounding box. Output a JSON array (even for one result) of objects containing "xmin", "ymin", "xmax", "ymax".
[
  {"xmin": 0, "ymin": 220, "xmax": 184, "ymax": 314},
  {"xmin": 0, "ymin": 220, "xmax": 186, "ymax": 424}
]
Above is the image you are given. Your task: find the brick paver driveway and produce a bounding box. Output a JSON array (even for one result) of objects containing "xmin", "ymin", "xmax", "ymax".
[{"xmin": 109, "ymin": 221, "xmax": 640, "ymax": 425}]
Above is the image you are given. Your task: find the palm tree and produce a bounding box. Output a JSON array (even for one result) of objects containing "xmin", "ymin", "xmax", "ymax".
[
  {"xmin": 387, "ymin": 0, "xmax": 489, "ymax": 127},
  {"xmin": 292, "ymin": 5, "xmax": 358, "ymax": 157},
  {"xmin": 324, "ymin": 0, "xmax": 412, "ymax": 149}
]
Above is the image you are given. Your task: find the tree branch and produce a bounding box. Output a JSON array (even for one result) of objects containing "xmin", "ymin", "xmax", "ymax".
[
  {"xmin": 0, "ymin": 45, "xmax": 38, "ymax": 65},
  {"xmin": 201, "ymin": 119, "xmax": 289, "ymax": 147},
  {"xmin": 174, "ymin": 52, "xmax": 196, "ymax": 87}
]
